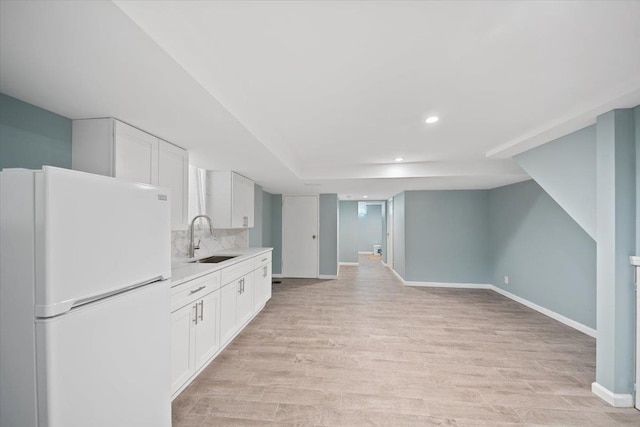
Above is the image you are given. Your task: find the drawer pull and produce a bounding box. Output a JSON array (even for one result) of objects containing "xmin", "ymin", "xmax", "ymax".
[
  {"xmin": 261, "ymin": 257, "xmax": 268, "ymax": 262},
  {"xmin": 189, "ymin": 286, "xmax": 206, "ymax": 295}
]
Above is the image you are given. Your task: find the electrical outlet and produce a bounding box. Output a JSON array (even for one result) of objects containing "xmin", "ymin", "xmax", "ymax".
[{"xmin": 504, "ymin": 275, "xmax": 509, "ymax": 285}]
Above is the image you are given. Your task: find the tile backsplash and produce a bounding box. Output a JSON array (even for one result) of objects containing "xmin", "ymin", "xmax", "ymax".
[{"xmin": 171, "ymin": 228, "xmax": 248, "ymax": 260}]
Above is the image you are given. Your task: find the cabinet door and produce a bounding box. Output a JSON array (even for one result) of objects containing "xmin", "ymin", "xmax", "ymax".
[
  {"xmin": 159, "ymin": 140, "xmax": 189, "ymax": 230},
  {"xmin": 253, "ymin": 263, "xmax": 272, "ymax": 311},
  {"xmin": 171, "ymin": 303, "xmax": 196, "ymax": 394},
  {"xmin": 220, "ymin": 281, "xmax": 238, "ymax": 345},
  {"xmin": 236, "ymin": 273, "xmax": 255, "ymax": 327},
  {"xmin": 253, "ymin": 268, "xmax": 264, "ymax": 312},
  {"xmin": 231, "ymin": 173, "xmax": 246, "ymax": 228},
  {"xmin": 114, "ymin": 121, "xmax": 159, "ymax": 185},
  {"xmin": 194, "ymin": 290, "xmax": 220, "ymax": 369},
  {"xmin": 264, "ymin": 262, "xmax": 272, "ymax": 303}
]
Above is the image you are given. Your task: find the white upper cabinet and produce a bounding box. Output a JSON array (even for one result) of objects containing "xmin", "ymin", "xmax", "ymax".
[
  {"xmin": 159, "ymin": 140, "xmax": 189, "ymax": 229},
  {"xmin": 72, "ymin": 118, "xmax": 189, "ymax": 230},
  {"xmin": 206, "ymin": 171, "xmax": 255, "ymax": 229},
  {"xmin": 114, "ymin": 121, "xmax": 159, "ymax": 185}
]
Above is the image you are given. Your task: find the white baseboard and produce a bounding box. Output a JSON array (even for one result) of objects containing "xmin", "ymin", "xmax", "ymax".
[
  {"xmin": 381, "ymin": 260, "xmax": 387, "ymax": 267},
  {"xmin": 358, "ymin": 251, "xmax": 374, "ymax": 254},
  {"xmin": 339, "ymin": 262, "xmax": 359, "ymax": 266},
  {"xmin": 491, "ymin": 286, "xmax": 597, "ymax": 338},
  {"xmin": 390, "ymin": 268, "xmax": 596, "ymax": 339},
  {"xmin": 405, "ymin": 280, "xmax": 492, "ymax": 290},
  {"xmin": 318, "ymin": 274, "xmax": 338, "ymax": 279},
  {"xmin": 591, "ymin": 382, "xmax": 633, "ymax": 407},
  {"xmin": 272, "ymin": 273, "xmax": 283, "ymax": 279}
]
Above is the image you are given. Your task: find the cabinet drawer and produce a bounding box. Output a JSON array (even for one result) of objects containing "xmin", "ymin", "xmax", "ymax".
[
  {"xmin": 255, "ymin": 252, "xmax": 272, "ymax": 269},
  {"xmin": 171, "ymin": 271, "xmax": 220, "ymax": 312},
  {"xmin": 221, "ymin": 258, "xmax": 255, "ymax": 285}
]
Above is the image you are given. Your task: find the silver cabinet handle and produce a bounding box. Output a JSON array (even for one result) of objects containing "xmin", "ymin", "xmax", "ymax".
[
  {"xmin": 241, "ymin": 278, "xmax": 245, "ymax": 293},
  {"xmin": 261, "ymin": 257, "xmax": 268, "ymax": 262},
  {"xmin": 199, "ymin": 300, "xmax": 204, "ymax": 321},
  {"xmin": 238, "ymin": 279, "xmax": 243, "ymax": 294},
  {"xmin": 263, "ymin": 266, "xmax": 267, "ymax": 278},
  {"xmin": 243, "ymin": 216, "xmax": 248, "ymax": 227},
  {"xmin": 189, "ymin": 286, "xmax": 206, "ymax": 295},
  {"xmin": 193, "ymin": 304, "xmax": 198, "ymax": 325}
]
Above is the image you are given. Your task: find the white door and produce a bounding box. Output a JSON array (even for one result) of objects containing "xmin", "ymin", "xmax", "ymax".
[
  {"xmin": 283, "ymin": 195, "xmax": 319, "ymax": 278},
  {"xmin": 386, "ymin": 198, "xmax": 394, "ymax": 269}
]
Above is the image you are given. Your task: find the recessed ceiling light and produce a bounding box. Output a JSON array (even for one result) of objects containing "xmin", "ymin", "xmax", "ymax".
[
  {"xmin": 425, "ymin": 116, "xmax": 439, "ymax": 124},
  {"xmin": 394, "ymin": 157, "xmax": 404, "ymax": 162},
  {"xmin": 363, "ymin": 195, "xmax": 368, "ymax": 199}
]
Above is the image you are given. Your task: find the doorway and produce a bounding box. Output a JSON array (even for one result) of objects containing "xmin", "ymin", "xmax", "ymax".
[{"xmin": 282, "ymin": 195, "xmax": 319, "ymax": 278}]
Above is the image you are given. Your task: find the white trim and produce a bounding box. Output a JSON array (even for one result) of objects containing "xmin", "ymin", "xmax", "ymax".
[
  {"xmin": 381, "ymin": 260, "xmax": 387, "ymax": 267},
  {"xmin": 389, "ymin": 267, "xmax": 404, "ymax": 283},
  {"xmin": 405, "ymin": 281, "xmax": 492, "ymax": 289},
  {"xmin": 491, "ymin": 286, "xmax": 597, "ymax": 338},
  {"xmin": 339, "ymin": 262, "xmax": 359, "ymax": 266},
  {"xmin": 318, "ymin": 274, "xmax": 338, "ymax": 279},
  {"xmin": 591, "ymin": 382, "xmax": 633, "ymax": 407},
  {"xmin": 390, "ymin": 269, "xmax": 596, "ymax": 338},
  {"xmin": 272, "ymin": 273, "xmax": 283, "ymax": 279},
  {"xmin": 358, "ymin": 251, "xmax": 374, "ymax": 255}
]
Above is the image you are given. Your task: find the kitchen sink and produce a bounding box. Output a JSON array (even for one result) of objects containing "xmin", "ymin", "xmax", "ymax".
[{"xmin": 192, "ymin": 255, "xmax": 238, "ymax": 264}]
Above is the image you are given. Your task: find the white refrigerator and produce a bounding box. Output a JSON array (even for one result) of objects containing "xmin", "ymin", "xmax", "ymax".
[{"xmin": 0, "ymin": 166, "xmax": 172, "ymax": 427}]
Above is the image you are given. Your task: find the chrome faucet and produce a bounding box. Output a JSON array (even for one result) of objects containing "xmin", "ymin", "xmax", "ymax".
[{"xmin": 189, "ymin": 215, "xmax": 214, "ymax": 258}]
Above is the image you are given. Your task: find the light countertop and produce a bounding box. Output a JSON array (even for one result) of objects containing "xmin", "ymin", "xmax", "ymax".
[{"xmin": 171, "ymin": 247, "xmax": 272, "ymax": 287}]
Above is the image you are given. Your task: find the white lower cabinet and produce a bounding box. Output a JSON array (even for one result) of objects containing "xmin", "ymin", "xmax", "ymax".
[
  {"xmin": 171, "ymin": 251, "xmax": 273, "ymax": 397},
  {"xmin": 219, "ymin": 279, "xmax": 238, "ymax": 346},
  {"xmin": 254, "ymin": 263, "xmax": 272, "ymax": 311},
  {"xmin": 170, "ymin": 303, "xmax": 195, "ymax": 393}
]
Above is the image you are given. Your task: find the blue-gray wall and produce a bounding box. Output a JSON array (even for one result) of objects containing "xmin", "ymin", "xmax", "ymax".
[
  {"xmin": 489, "ymin": 180, "xmax": 596, "ymax": 328},
  {"xmin": 271, "ymin": 194, "xmax": 282, "ymax": 275},
  {"xmin": 262, "ymin": 190, "xmax": 273, "ymax": 249},
  {"xmin": 358, "ymin": 204, "xmax": 383, "ymax": 252},
  {"xmin": 339, "ymin": 201, "xmax": 358, "ymax": 263},
  {"xmin": 319, "ymin": 194, "xmax": 338, "ymax": 275},
  {"xmin": 393, "ymin": 192, "xmax": 406, "ymax": 278},
  {"xmin": 515, "ymin": 125, "xmax": 596, "ymax": 240},
  {"xmin": 0, "ymin": 93, "xmax": 71, "ymax": 170},
  {"xmin": 595, "ymin": 109, "xmax": 636, "ymax": 395},
  {"xmin": 403, "ymin": 190, "xmax": 491, "ymax": 283}
]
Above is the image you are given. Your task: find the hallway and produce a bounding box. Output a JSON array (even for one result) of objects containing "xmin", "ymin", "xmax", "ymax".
[{"xmin": 172, "ymin": 256, "xmax": 640, "ymax": 426}]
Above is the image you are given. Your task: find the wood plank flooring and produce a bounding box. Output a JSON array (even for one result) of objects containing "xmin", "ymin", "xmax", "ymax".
[{"xmin": 173, "ymin": 255, "xmax": 640, "ymax": 426}]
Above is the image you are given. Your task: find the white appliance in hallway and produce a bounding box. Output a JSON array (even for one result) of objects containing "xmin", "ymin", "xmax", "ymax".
[
  {"xmin": 282, "ymin": 195, "xmax": 318, "ymax": 278},
  {"xmin": 0, "ymin": 167, "xmax": 172, "ymax": 427}
]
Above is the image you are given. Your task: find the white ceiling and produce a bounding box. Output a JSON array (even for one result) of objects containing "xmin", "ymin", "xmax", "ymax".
[{"xmin": 2, "ymin": 1, "xmax": 639, "ymax": 200}]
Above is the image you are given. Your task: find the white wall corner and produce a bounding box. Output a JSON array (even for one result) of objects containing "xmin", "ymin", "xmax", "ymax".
[{"xmin": 591, "ymin": 382, "xmax": 633, "ymax": 407}]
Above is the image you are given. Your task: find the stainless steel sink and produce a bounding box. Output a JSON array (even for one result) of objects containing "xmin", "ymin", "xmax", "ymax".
[{"xmin": 192, "ymin": 255, "xmax": 238, "ymax": 264}]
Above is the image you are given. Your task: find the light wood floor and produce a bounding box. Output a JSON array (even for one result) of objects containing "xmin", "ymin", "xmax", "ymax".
[{"xmin": 173, "ymin": 255, "xmax": 640, "ymax": 426}]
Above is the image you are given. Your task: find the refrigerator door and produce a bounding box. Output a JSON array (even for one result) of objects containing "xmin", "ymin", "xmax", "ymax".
[
  {"xmin": 35, "ymin": 167, "xmax": 171, "ymax": 317},
  {"xmin": 35, "ymin": 280, "xmax": 171, "ymax": 427}
]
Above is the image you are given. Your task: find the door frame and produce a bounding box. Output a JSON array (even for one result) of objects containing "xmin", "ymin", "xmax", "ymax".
[{"xmin": 282, "ymin": 194, "xmax": 319, "ymax": 278}]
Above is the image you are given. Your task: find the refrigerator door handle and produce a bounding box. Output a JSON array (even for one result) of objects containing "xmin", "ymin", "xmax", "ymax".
[{"xmin": 35, "ymin": 275, "xmax": 166, "ymax": 318}]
